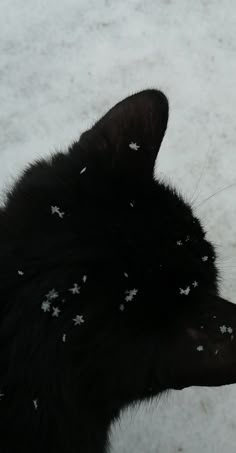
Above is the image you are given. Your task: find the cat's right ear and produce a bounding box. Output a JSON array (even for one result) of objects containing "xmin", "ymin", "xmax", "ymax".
[{"xmin": 74, "ymin": 90, "xmax": 169, "ymax": 191}]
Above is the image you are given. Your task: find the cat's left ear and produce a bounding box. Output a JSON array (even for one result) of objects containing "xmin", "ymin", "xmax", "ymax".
[{"xmin": 77, "ymin": 89, "xmax": 168, "ymax": 187}]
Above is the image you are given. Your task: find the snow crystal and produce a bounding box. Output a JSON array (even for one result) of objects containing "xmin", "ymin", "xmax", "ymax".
[
  {"xmin": 179, "ymin": 286, "xmax": 191, "ymax": 296},
  {"xmin": 185, "ymin": 235, "xmax": 190, "ymax": 242},
  {"xmin": 41, "ymin": 300, "xmax": 51, "ymax": 312},
  {"xmin": 120, "ymin": 304, "xmax": 125, "ymax": 311},
  {"xmin": 80, "ymin": 167, "xmax": 87, "ymax": 174},
  {"xmin": 33, "ymin": 399, "xmax": 38, "ymax": 410},
  {"xmin": 196, "ymin": 345, "xmax": 204, "ymax": 352},
  {"xmin": 69, "ymin": 283, "xmax": 80, "ymax": 295},
  {"xmin": 73, "ymin": 314, "xmax": 84, "ymax": 326},
  {"xmin": 124, "ymin": 272, "xmax": 129, "ymax": 278},
  {"xmin": 82, "ymin": 275, "xmax": 87, "ymax": 283},
  {"xmin": 51, "ymin": 205, "xmax": 65, "ymax": 219},
  {"xmin": 129, "ymin": 142, "xmax": 140, "ymax": 151},
  {"xmin": 227, "ymin": 327, "xmax": 233, "ymax": 334},
  {"xmin": 46, "ymin": 289, "xmax": 58, "ymax": 300},
  {"xmin": 220, "ymin": 325, "xmax": 227, "ymax": 334},
  {"xmin": 202, "ymin": 256, "xmax": 208, "ymax": 262},
  {"xmin": 18, "ymin": 270, "xmax": 24, "ymax": 276},
  {"xmin": 62, "ymin": 333, "xmax": 66, "ymax": 342},
  {"xmin": 125, "ymin": 288, "xmax": 138, "ymax": 302},
  {"xmin": 192, "ymin": 281, "xmax": 198, "ymax": 288},
  {"xmin": 130, "ymin": 201, "xmax": 135, "ymax": 208},
  {"xmin": 176, "ymin": 240, "xmax": 183, "ymax": 246},
  {"xmin": 52, "ymin": 307, "xmax": 60, "ymax": 317}
]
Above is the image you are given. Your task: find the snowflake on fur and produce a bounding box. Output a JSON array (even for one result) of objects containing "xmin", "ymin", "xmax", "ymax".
[
  {"xmin": 51, "ymin": 205, "xmax": 65, "ymax": 219},
  {"xmin": 73, "ymin": 315, "xmax": 84, "ymax": 326},
  {"xmin": 46, "ymin": 289, "xmax": 59, "ymax": 300},
  {"xmin": 69, "ymin": 283, "xmax": 80, "ymax": 295},
  {"xmin": 33, "ymin": 399, "xmax": 38, "ymax": 410},
  {"xmin": 179, "ymin": 286, "xmax": 191, "ymax": 296},
  {"xmin": 52, "ymin": 307, "xmax": 60, "ymax": 318},
  {"xmin": 196, "ymin": 345, "xmax": 204, "ymax": 352},
  {"xmin": 129, "ymin": 142, "xmax": 140, "ymax": 151},
  {"xmin": 202, "ymin": 256, "xmax": 208, "ymax": 262},
  {"xmin": 125, "ymin": 288, "xmax": 138, "ymax": 302},
  {"xmin": 41, "ymin": 300, "xmax": 51, "ymax": 313}
]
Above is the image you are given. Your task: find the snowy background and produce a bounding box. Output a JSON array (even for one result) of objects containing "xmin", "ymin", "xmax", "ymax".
[{"xmin": 1, "ymin": 0, "xmax": 236, "ymax": 451}]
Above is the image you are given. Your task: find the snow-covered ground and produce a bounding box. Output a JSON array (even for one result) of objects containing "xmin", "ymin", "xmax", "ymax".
[{"xmin": 1, "ymin": 0, "xmax": 236, "ymax": 451}]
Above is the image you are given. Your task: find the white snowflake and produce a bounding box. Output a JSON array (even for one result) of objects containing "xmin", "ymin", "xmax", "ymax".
[
  {"xmin": 130, "ymin": 201, "xmax": 135, "ymax": 208},
  {"xmin": 46, "ymin": 289, "xmax": 58, "ymax": 300},
  {"xmin": 125, "ymin": 288, "xmax": 138, "ymax": 302},
  {"xmin": 73, "ymin": 314, "xmax": 84, "ymax": 326},
  {"xmin": 192, "ymin": 281, "xmax": 198, "ymax": 288},
  {"xmin": 41, "ymin": 300, "xmax": 51, "ymax": 313},
  {"xmin": 196, "ymin": 345, "xmax": 204, "ymax": 352},
  {"xmin": 18, "ymin": 270, "xmax": 24, "ymax": 276},
  {"xmin": 202, "ymin": 256, "xmax": 208, "ymax": 262},
  {"xmin": 52, "ymin": 307, "xmax": 60, "ymax": 317},
  {"xmin": 179, "ymin": 286, "xmax": 191, "ymax": 296},
  {"xmin": 69, "ymin": 283, "xmax": 80, "ymax": 295},
  {"xmin": 215, "ymin": 349, "xmax": 219, "ymax": 355},
  {"xmin": 119, "ymin": 304, "xmax": 125, "ymax": 311},
  {"xmin": 185, "ymin": 235, "xmax": 190, "ymax": 242},
  {"xmin": 82, "ymin": 275, "xmax": 87, "ymax": 283},
  {"xmin": 231, "ymin": 335, "xmax": 234, "ymax": 341},
  {"xmin": 124, "ymin": 272, "xmax": 129, "ymax": 278},
  {"xmin": 129, "ymin": 142, "xmax": 140, "ymax": 151},
  {"xmin": 176, "ymin": 240, "xmax": 183, "ymax": 246},
  {"xmin": 62, "ymin": 333, "xmax": 66, "ymax": 343},
  {"xmin": 220, "ymin": 325, "xmax": 227, "ymax": 334},
  {"xmin": 227, "ymin": 327, "xmax": 233, "ymax": 334},
  {"xmin": 51, "ymin": 205, "xmax": 65, "ymax": 219},
  {"xmin": 33, "ymin": 399, "xmax": 38, "ymax": 410},
  {"xmin": 80, "ymin": 167, "xmax": 87, "ymax": 175},
  {"xmin": 213, "ymin": 315, "xmax": 217, "ymax": 319}
]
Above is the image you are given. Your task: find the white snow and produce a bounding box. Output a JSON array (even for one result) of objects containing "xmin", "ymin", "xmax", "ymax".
[
  {"xmin": 73, "ymin": 315, "xmax": 84, "ymax": 326},
  {"xmin": 125, "ymin": 289, "xmax": 138, "ymax": 302},
  {"xmin": 69, "ymin": 283, "xmax": 80, "ymax": 295},
  {"xmin": 129, "ymin": 142, "xmax": 140, "ymax": 151},
  {"xmin": 202, "ymin": 256, "xmax": 209, "ymax": 262},
  {"xmin": 51, "ymin": 205, "xmax": 65, "ymax": 219},
  {"xmin": 52, "ymin": 306, "xmax": 60, "ymax": 317},
  {"xmin": 196, "ymin": 345, "xmax": 204, "ymax": 352},
  {"xmin": 17, "ymin": 270, "xmax": 24, "ymax": 276},
  {"xmin": 179, "ymin": 286, "xmax": 191, "ymax": 296},
  {"xmin": 1, "ymin": 1, "xmax": 236, "ymax": 451}
]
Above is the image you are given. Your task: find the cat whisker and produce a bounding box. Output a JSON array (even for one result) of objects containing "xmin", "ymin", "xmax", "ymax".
[
  {"xmin": 189, "ymin": 150, "xmax": 213, "ymax": 206},
  {"xmin": 194, "ymin": 182, "xmax": 236, "ymax": 209}
]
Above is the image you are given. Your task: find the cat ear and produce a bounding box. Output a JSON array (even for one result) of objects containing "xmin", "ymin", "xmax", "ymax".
[
  {"xmin": 162, "ymin": 297, "xmax": 236, "ymax": 390},
  {"xmin": 77, "ymin": 90, "xmax": 168, "ymax": 189}
]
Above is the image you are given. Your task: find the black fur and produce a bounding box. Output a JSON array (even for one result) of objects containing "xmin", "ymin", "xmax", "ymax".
[{"xmin": 1, "ymin": 90, "xmax": 236, "ymax": 453}]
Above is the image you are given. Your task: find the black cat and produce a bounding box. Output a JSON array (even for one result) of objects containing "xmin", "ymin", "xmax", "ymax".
[{"xmin": 0, "ymin": 90, "xmax": 236, "ymax": 453}]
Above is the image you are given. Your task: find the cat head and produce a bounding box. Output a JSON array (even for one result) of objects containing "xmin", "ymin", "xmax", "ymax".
[
  {"xmin": 3, "ymin": 91, "xmax": 236, "ymax": 419},
  {"xmin": 65, "ymin": 90, "xmax": 236, "ymax": 404}
]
